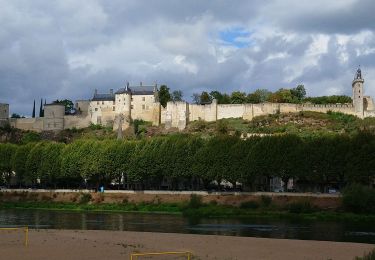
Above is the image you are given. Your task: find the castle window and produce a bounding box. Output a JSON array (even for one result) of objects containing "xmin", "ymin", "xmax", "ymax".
[
  {"xmin": 131, "ymin": 105, "xmax": 134, "ymax": 109},
  {"xmin": 95, "ymin": 108, "xmax": 98, "ymax": 111},
  {"xmin": 113, "ymin": 106, "xmax": 115, "ymax": 111},
  {"xmin": 142, "ymin": 97, "xmax": 145, "ymax": 101},
  {"xmin": 131, "ymin": 98, "xmax": 133, "ymax": 101},
  {"xmin": 142, "ymin": 105, "xmax": 145, "ymax": 110},
  {"xmin": 102, "ymin": 101, "xmax": 104, "ymax": 105},
  {"xmin": 97, "ymin": 101, "xmax": 99, "ymax": 105}
]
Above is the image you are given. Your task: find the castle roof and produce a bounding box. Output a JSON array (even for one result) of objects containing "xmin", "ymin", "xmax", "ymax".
[
  {"xmin": 115, "ymin": 85, "xmax": 156, "ymax": 95},
  {"xmin": 92, "ymin": 93, "xmax": 115, "ymax": 101}
]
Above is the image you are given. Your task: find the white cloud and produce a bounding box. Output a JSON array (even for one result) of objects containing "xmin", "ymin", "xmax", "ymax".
[{"xmin": 1, "ymin": 0, "xmax": 375, "ymax": 115}]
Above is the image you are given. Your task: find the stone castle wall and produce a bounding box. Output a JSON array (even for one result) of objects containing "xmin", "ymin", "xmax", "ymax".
[{"xmin": 162, "ymin": 101, "xmax": 359, "ymax": 129}]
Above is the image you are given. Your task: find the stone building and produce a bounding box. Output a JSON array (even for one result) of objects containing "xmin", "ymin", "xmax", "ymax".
[{"xmin": 89, "ymin": 83, "xmax": 160, "ymax": 129}]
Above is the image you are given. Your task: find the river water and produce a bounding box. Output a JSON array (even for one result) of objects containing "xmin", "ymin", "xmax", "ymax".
[{"xmin": 0, "ymin": 209, "xmax": 374, "ymax": 244}]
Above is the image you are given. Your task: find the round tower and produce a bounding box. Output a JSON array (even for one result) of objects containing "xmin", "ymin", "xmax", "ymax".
[{"xmin": 352, "ymin": 67, "xmax": 364, "ymax": 117}]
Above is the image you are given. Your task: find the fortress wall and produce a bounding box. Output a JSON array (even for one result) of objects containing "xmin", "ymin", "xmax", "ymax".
[
  {"xmin": 160, "ymin": 107, "xmax": 167, "ymax": 125},
  {"xmin": 75, "ymin": 100, "xmax": 90, "ymax": 116},
  {"xmin": 301, "ymin": 104, "xmax": 355, "ymax": 115},
  {"xmin": 10, "ymin": 118, "xmax": 44, "ymax": 132},
  {"xmin": 279, "ymin": 103, "xmax": 300, "ymax": 113},
  {"xmin": 101, "ymin": 109, "xmax": 116, "ymax": 127},
  {"xmin": 364, "ymin": 96, "xmax": 375, "ymax": 111},
  {"xmin": 64, "ymin": 115, "xmax": 91, "ymax": 129},
  {"xmin": 0, "ymin": 103, "xmax": 9, "ymax": 120},
  {"xmin": 188, "ymin": 102, "xmax": 217, "ymax": 122},
  {"xmin": 188, "ymin": 104, "xmax": 206, "ymax": 121},
  {"xmin": 217, "ymin": 104, "xmax": 244, "ymax": 119},
  {"xmin": 166, "ymin": 101, "xmax": 188, "ymax": 129},
  {"xmin": 364, "ymin": 111, "xmax": 375, "ymax": 118}
]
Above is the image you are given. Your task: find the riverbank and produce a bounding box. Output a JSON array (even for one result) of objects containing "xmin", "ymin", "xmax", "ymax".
[
  {"xmin": 1, "ymin": 200, "xmax": 375, "ymax": 222},
  {"xmin": 0, "ymin": 229, "xmax": 373, "ymax": 260}
]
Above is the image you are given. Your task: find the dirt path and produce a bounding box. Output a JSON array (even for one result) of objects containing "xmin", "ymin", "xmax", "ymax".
[{"xmin": 0, "ymin": 229, "xmax": 373, "ymax": 260}]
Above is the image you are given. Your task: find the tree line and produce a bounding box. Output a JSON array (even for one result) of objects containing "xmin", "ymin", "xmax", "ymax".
[
  {"xmin": 158, "ymin": 85, "xmax": 352, "ymax": 107},
  {"xmin": 0, "ymin": 133, "xmax": 373, "ymax": 191}
]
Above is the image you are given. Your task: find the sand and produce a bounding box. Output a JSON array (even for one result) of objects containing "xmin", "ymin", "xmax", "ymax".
[{"xmin": 0, "ymin": 229, "xmax": 373, "ymax": 260}]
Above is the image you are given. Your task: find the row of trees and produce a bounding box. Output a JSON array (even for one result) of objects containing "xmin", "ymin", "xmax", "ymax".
[
  {"xmin": 192, "ymin": 86, "xmax": 352, "ymax": 105},
  {"xmin": 0, "ymin": 133, "xmax": 374, "ymax": 191},
  {"xmin": 158, "ymin": 84, "xmax": 352, "ymax": 106}
]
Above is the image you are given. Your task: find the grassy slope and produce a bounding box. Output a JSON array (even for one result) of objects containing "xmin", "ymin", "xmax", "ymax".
[{"xmin": 3, "ymin": 111, "xmax": 375, "ymax": 143}]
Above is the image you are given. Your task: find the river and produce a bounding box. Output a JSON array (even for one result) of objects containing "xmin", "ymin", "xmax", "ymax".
[{"xmin": 0, "ymin": 209, "xmax": 374, "ymax": 244}]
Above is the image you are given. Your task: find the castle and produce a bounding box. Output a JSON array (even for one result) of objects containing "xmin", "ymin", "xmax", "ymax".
[{"xmin": 1, "ymin": 68, "xmax": 375, "ymax": 132}]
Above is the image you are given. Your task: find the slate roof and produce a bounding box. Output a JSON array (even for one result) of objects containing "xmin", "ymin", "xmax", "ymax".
[
  {"xmin": 115, "ymin": 85, "xmax": 156, "ymax": 95},
  {"xmin": 91, "ymin": 93, "xmax": 115, "ymax": 101}
]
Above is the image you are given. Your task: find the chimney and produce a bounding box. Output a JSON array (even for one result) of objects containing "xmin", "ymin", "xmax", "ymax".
[
  {"xmin": 94, "ymin": 89, "xmax": 98, "ymax": 95},
  {"xmin": 110, "ymin": 89, "xmax": 113, "ymax": 95}
]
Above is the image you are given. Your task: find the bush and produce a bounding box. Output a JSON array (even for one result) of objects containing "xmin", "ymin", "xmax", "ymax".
[
  {"xmin": 79, "ymin": 193, "xmax": 92, "ymax": 204},
  {"xmin": 187, "ymin": 194, "xmax": 203, "ymax": 209},
  {"xmin": 21, "ymin": 132, "xmax": 41, "ymax": 144},
  {"xmin": 288, "ymin": 200, "xmax": 314, "ymax": 214},
  {"xmin": 260, "ymin": 195, "xmax": 272, "ymax": 207},
  {"xmin": 342, "ymin": 184, "xmax": 375, "ymax": 214},
  {"xmin": 239, "ymin": 201, "xmax": 259, "ymax": 209}
]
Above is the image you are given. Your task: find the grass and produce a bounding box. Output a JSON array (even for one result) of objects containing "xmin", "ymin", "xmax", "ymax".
[{"xmin": 1, "ymin": 200, "xmax": 375, "ymax": 223}]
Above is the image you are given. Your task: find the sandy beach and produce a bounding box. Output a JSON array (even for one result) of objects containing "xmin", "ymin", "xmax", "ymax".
[{"xmin": 0, "ymin": 229, "xmax": 373, "ymax": 260}]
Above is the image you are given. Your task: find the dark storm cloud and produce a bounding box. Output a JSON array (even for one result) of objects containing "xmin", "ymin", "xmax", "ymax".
[{"xmin": 277, "ymin": 0, "xmax": 375, "ymax": 34}]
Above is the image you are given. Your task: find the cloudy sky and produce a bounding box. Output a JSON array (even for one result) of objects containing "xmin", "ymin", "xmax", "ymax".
[{"xmin": 1, "ymin": 0, "xmax": 375, "ymax": 115}]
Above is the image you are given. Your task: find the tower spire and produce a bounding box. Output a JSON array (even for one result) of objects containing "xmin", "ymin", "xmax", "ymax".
[{"xmin": 355, "ymin": 65, "xmax": 362, "ymax": 80}]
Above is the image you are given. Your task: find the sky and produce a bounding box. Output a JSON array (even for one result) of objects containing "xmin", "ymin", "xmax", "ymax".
[{"xmin": 1, "ymin": 0, "xmax": 375, "ymax": 116}]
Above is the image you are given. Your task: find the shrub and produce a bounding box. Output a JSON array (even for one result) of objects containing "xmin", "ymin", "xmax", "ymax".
[
  {"xmin": 288, "ymin": 200, "xmax": 314, "ymax": 214},
  {"xmin": 188, "ymin": 194, "xmax": 203, "ymax": 209},
  {"xmin": 239, "ymin": 201, "xmax": 259, "ymax": 209},
  {"xmin": 79, "ymin": 193, "xmax": 92, "ymax": 204},
  {"xmin": 342, "ymin": 184, "xmax": 375, "ymax": 214},
  {"xmin": 260, "ymin": 195, "xmax": 272, "ymax": 207},
  {"xmin": 21, "ymin": 132, "xmax": 41, "ymax": 144}
]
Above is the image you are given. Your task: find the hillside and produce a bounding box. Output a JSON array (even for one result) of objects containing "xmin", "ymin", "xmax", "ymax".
[{"xmin": 1, "ymin": 111, "xmax": 375, "ymax": 144}]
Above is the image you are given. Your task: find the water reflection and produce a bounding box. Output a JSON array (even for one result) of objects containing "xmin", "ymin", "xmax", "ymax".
[{"xmin": 0, "ymin": 209, "xmax": 374, "ymax": 244}]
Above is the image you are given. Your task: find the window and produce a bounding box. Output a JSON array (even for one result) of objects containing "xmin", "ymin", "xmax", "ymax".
[
  {"xmin": 113, "ymin": 106, "xmax": 115, "ymax": 111},
  {"xmin": 102, "ymin": 101, "xmax": 104, "ymax": 105},
  {"xmin": 142, "ymin": 97, "xmax": 145, "ymax": 101},
  {"xmin": 131, "ymin": 98, "xmax": 133, "ymax": 101},
  {"xmin": 131, "ymin": 105, "xmax": 134, "ymax": 109},
  {"xmin": 142, "ymin": 105, "xmax": 145, "ymax": 110},
  {"xmin": 97, "ymin": 101, "xmax": 99, "ymax": 105},
  {"xmin": 95, "ymin": 108, "xmax": 98, "ymax": 111}
]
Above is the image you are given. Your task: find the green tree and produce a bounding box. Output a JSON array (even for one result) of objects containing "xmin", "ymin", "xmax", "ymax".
[
  {"xmin": 200, "ymin": 91, "xmax": 212, "ymax": 104},
  {"xmin": 230, "ymin": 91, "xmax": 247, "ymax": 104},
  {"xmin": 291, "ymin": 84, "xmax": 306, "ymax": 101},
  {"xmin": 39, "ymin": 142, "xmax": 65, "ymax": 187},
  {"xmin": 25, "ymin": 142, "xmax": 46, "ymax": 186},
  {"xmin": 0, "ymin": 144, "xmax": 17, "ymax": 187},
  {"xmin": 53, "ymin": 99, "xmax": 74, "ymax": 115},
  {"xmin": 171, "ymin": 90, "xmax": 183, "ymax": 102},
  {"xmin": 11, "ymin": 143, "xmax": 35, "ymax": 187},
  {"xmin": 247, "ymin": 89, "xmax": 271, "ymax": 103},
  {"xmin": 158, "ymin": 85, "xmax": 171, "ymax": 107}
]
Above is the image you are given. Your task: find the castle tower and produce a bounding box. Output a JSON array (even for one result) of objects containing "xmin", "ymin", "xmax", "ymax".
[{"xmin": 352, "ymin": 67, "xmax": 364, "ymax": 117}]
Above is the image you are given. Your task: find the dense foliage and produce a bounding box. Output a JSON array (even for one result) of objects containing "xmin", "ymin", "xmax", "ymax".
[
  {"xmin": 192, "ymin": 86, "xmax": 352, "ymax": 105},
  {"xmin": 0, "ymin": 133, "xmax": 374, "ymax": 191}
]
